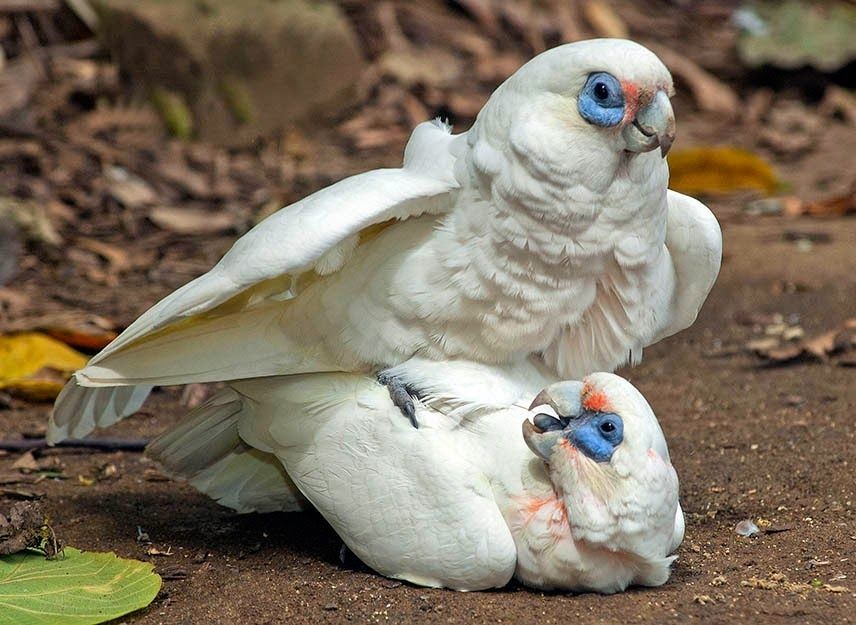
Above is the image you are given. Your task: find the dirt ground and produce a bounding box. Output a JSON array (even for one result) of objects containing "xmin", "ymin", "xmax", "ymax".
[
  {"xmin": 2, "ymin": 137, "xmax": 854, "ymax": 625},
  {"xmin": 1, "ymin": 2, "xmax": 855, "ymax": 624}
]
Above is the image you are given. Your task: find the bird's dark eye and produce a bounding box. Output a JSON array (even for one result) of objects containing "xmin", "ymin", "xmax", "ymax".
[
  {"xmin": 578, "ymin": 72, "xmax": 624, "ymax": 127},
  {"xmin": 600, "ymin": 421, "xmax": 616, "ymax": 433}
]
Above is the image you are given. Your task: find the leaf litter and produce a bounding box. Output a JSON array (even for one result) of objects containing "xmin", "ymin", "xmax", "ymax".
[
  {"xmin": 0, "ymin": 500, "xmax": 160, "ymax": 625},
  {"xmin": 750, "ymin": 318, "xmax": 856, "ymax": 367},
  {"xmin": 0, "ymin": 332, "xmax": 87, "ymax": 400},
  {"xmin": 0, "ymin": 501, "xmax": 62, "ymax": 558}
]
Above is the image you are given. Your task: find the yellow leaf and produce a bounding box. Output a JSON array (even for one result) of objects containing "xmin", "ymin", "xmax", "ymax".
[
  {"xmin": 0, "ymin": 332, "xmax": 87, "ymax": 400},
  {"xmin": 669, "ymin": 146, "xmax": 779, "ymax": 196}
]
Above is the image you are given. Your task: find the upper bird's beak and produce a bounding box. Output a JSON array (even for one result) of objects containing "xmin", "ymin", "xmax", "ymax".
[
  {"xmin": 621, "ymin": 90, "xmax": 675, "ymax": 157},
  {"xmin": 523, "ymin": 381, "xmax": 584, "ymax": 461}
]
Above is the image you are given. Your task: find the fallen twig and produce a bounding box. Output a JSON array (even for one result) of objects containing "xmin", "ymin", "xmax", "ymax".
[
  {"xmin": 0, "ymin": 438, "xmax": 149, "ymax": 452},
  {"xmin": 0, "ymin": 1, "xmax": 60, "ymax": 13}
]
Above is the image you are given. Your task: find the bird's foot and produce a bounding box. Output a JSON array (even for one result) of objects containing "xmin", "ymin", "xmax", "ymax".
[{"xmin": 377, "ymin": 372, "xmax": 419, "ymax": 429}]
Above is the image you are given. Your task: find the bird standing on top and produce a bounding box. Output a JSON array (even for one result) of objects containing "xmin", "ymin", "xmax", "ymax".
[{"xmin": 48, "ymin": 38, "xmax": 721, "ymax": 441}]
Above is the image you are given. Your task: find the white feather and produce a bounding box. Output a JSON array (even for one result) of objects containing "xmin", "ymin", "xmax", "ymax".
[
  {"xmin": 146, "ymin": 389, "xmax": 306, "ymax": 513},
  {"xmin": 47, "ymin": 383, "xmax": 152, "ymax": 444},
  {"xmin": 50, "ymin": 40, "xmax": 720, "ymax": 465},
  {"xmin": 147, "ymin": 362, "xmax": 682, "ymax": 592}
]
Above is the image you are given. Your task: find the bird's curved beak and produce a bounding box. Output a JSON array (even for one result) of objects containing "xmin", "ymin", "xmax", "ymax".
[
  {"xmin": 523, "ymin": 381, "xmax": 585, "ymax": 461},
  {"xmin": 622, "ymin": 90, "xmax": 675, "ymax": 157},
  {"xmin": 528, "ymin": 381, "xmax": 584, "ymax": 416}
]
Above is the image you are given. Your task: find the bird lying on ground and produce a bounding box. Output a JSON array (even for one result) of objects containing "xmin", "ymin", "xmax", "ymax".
[
  {"xmin": 48, "ymin": 37, "xmax": 720, "ymax": 441},
  {"xmin": 147, "ymin": 362, "xmax": 684, "ymax": 593}
]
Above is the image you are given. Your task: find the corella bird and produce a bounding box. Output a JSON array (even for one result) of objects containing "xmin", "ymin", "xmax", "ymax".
[
  {"xmin": 147, "ymin": 363, "xmax": 683, "ymax": 592},
  {"xmin": 49, "ymin": 38, "xmax": 721, "ymax": 440}
]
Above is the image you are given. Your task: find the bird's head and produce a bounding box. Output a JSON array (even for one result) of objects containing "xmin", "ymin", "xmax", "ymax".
[
  {"xmin": 522, "ymin": 372, "xmax": 682, "ymax": 566},
  {"xmin": 480, "ymin": 39, "xmax": 675, "ymax": 159}
]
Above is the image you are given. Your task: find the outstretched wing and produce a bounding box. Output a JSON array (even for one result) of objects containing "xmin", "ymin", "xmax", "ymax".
[
  {"xmin": 49, "ymin": 121, "xmax": 461, "ymax": 442},
  {"xmin": 653, "ymin": 190, "xmax": 722, "ymax": 342},
  {"xmin": 86, "ymin": 120, "xmax": 461, "ymax": 371},
  {"xmin": 48, "ymin": 384, "xmax": 153, "ymax": 443}
]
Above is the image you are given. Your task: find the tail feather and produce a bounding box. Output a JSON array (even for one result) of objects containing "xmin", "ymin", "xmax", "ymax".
[
  {"xmin": 147, "ymin": 388, "xmax": 306, "ymax": 514},
  {"xmin": 47, "ymin": 382, "xmax": 153, "ymax": 444}
]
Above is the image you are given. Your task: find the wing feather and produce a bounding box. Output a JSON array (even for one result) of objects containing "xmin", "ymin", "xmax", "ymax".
[
  {"xmin": 654, "ymin": 190, "xmax": 722, "ymax": 341},
  {"xmin": 47, "ymin": 383, "xmax": 153, "ymax": 443},
  {"xmin": 147, "ymin": 388, "xmax": 306, "ymax": 513},
  {"xmin": 86, "ymin": 121, "xmax": 461, "ymax": 369}
]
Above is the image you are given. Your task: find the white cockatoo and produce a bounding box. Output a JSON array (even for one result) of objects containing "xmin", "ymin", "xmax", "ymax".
[
  {"xmin": 146, "ymin": 362, "xmax": 684, "ymax": 593},
  {"xmin": 48, "ymin": 38, "xmax": 721, "ymax": 440}
]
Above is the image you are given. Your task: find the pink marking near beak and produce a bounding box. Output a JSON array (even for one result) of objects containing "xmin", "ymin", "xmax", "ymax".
[{"xmin": 621, "ymin": 81, "xmax": 641, "ymax": 125}]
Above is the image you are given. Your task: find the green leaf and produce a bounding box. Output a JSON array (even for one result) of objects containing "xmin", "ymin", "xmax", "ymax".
[{"xmin": 0, "ymin": 547, "xmax": 161, "ymax": 625}]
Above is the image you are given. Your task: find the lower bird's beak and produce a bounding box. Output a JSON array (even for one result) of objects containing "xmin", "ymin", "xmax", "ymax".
[
  {"xmin": 528, "ymin": 381, "xmax": 584, "ymax": 415},
  {"xmin": 621, "ymin": 90, "xmax": 675, "ymax": 157},
  {"xmin": 524, "ymin": 381, "xmax": 585, "ymax": 461},
  {"xmin": 522, "ymin": 419, "xmax": 563, "ymax": 461}
]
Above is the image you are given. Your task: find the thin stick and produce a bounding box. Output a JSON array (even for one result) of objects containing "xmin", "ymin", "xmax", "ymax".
[{"xmin": 0, "ymin": 438, "xmax": 149, "ymax": 452}]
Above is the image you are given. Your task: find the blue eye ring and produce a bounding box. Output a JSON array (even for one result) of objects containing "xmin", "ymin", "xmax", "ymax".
[
  {"xmin": 596, "ymin": 415, "xmax": 623, "ymax": 444},
  {"xmin": 566, "ymin": 412, "xmax": 624, "ymax": 463},
  {"xmin": 578, "ymin": 72, "xmax": 625, "ymax": 128}
]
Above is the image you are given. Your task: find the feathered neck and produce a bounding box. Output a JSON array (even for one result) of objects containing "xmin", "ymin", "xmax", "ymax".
[{"xmin": 503, "ymin": 448, "xmax": 679, "ymax": 592}]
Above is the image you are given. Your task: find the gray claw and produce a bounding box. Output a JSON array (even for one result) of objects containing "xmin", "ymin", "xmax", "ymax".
[{"xmin": 378, "ymin": 373, "xmax": 419, "ymax": 429}]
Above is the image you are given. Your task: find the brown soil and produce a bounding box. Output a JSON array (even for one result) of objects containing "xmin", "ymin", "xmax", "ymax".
[
  {"xmin": 1, "ymin": 2, "xmax": 855, "ymax": 624},
  {"xmin": 3, "ymin": 144, "xmax": 855, "ymax": 625}
]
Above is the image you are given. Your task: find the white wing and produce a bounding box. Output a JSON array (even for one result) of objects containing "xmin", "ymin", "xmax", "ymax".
[
  {"xmin": 542, "ymin": 190, "xmax": 721, "ymax": 378},
  {"xmin": 81, "ymin": 120, "xmax": 459, "ymax": 374},
  {"xmin": 233, "ymin": 373, "xmax": 518, "ymax": 591},
  {"xmin": 654, "ymin": 190, "xmax": 722, "ymax": 342},
  {"xmin": 47, "ymin": 383, "xmax": 152, "ymax": 443},
  {"xmin": 50, "ymin": 121, "xmax": 461, "ymax": 441},
  {"xmin": 379, "ymin": 356, "xmax": 556, "ymax": 417}
]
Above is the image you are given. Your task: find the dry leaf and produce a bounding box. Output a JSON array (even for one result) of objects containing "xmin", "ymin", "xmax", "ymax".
[
  {"xmin": 582, "ymin": 0, "xmax": 629, "ymax": 39},
  {"xmin": 669, "ymin": 147, "xmax": 779, "ymax": 196},
  {"xmin": 0, "ymin": 196, "xmax": 62, "ymax": 247},
  {"xmin": 783, "ymin": 185, "xmax": 856, "ymax": 218},
  {"xmin": 105, "ymin": 166, "xmax": 158, "ymax": 208},
  {"xmin": 0, "ymin": 311, "xmax": 118, "ymax": 351},
  {"xmin": 148, "ymin": 207, "xmax": 235, "ymax": 235},
  {"xmin": 751, "ymin": 318, "xmax": 856, "ymax": 367},
  {"xmin": 0, "ymin": 333, "xmax": 88, "ymax": 401},
  {"xmin": 650, "ymin": 44, "xmax": 740, "ymax": 118},
  {"xmin": 76, "ymin": 237, "xmax": 132, "ymax": 274},
  {"xmin": 11, "ymin": 452, "xmax": 38, "ymax": 473}
]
